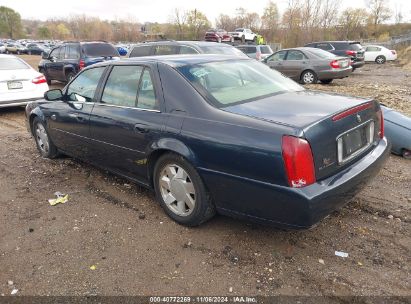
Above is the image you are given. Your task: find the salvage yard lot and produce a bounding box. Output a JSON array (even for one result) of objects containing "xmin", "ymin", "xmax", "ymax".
[{"xmin": 0, "ymin": 55, "xmax": 409, "ymax": 296}]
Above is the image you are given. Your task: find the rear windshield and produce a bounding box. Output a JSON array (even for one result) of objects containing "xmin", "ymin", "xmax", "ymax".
[
  {"xmin": 349, "ymin": 43, "xmax": 363, "ymax": 51},
  {"xmin": 238, "ymin": 47, "xmax": 257, "ymax": 54},
  {"xmin": 260, "ymin": 46, "xmax": 272, "ymax": 54},
  {"xmin": 306, "ymin": 48, "xmax": 337, "ymax": 59},
  {"xmin": 83, "ymin": 43, "xmax": 119, "ymax": 57},
  {"xmin": 177, "ymin": 59, "xmax": 303, "ymax": 108},
  {"xmin": 0, "ymin": 57, "xmax": 29, "ymax": 70},
  {"xmin": 200, "ymin": 46, "xmax": 245, "ymax": 57}
]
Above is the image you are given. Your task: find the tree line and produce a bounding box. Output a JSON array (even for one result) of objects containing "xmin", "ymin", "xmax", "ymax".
[{"xmin": 1, "ymin": 0, "xmax": 410, "ymax": 48}]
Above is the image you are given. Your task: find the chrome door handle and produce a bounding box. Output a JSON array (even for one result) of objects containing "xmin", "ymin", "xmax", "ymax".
[{"xmin": 134, "ymin": 123, "xmax": 149, "ymax": 133}]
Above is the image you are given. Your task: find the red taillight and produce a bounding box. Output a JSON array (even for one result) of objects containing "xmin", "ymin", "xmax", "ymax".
[
  {"xmin": 256, "ymin": 51, "xmax": 261, "ymax": 60},
  {"xmin": 332, "ymin": 102, "xmax": 373, "ymax": 121},
  {"xmin": 345, "ymin": 50, "xmax": 356, "ymax": 56},
  {"xmin": 79, "ymin": 59, "xmax": 85, "ymax": 70},
  {"xmin": 377, "ymin": 109, "xmax": 384, "ymax": 138},
  {"xmin": 330, "ymin": 60, "xmax": 340, "ymax": 69},
  {"xmin": 32, "ymin": 75, "xmax": 46, "ymax": 84},
  {"xmin": 282, "ymin": 136, "xmax": 316, "ymax": 188}
]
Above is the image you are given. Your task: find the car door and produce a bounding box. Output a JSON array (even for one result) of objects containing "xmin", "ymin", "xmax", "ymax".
[
  {"xmin": 88, "ymin": 64, "xmax": 166, "ymax": 182},
  {"xmin": 283, "ymin": 50, "xmax": 309, "ymax": 80},
  {"xmin": 365, "ymin": 46, "xmax": 379, "ymax": 61},
  {"xmin": 45, "ymin": 66, "xmax": 107, "ymax": 158},
  {"xmin": 45, "ymin": 47, "xmax": 63, "ymax": 80},
  {"xmin": 265, "ymin": 50, "xmax": 287, "ymax": 73}
]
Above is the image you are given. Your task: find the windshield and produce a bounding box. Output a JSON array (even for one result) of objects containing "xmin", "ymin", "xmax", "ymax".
[
  {"xmin": 200, "ymin": 46, "xmax": 245, "ymax": 57},
  {"xmin": 177, "ymin": 59, "xmax": 304, "ymax": 108},
  {"xmin": 0, "ymin": 58, "xmax": 30, "ymax": 70},
  {"xmin": 306, "ymin": 48, "xmax": 337, "ymax": 59},
  {"xmin": 83, "ymin": 43, "xmax": 119, "ymax": 57}
]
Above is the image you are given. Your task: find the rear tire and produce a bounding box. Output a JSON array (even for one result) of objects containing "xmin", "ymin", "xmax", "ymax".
[
  {"xmin": 301, "ymin": 70, "xmax": 318, "ymax": 84},
  {"xmin": 153, "ymin": 153, "xmax": 215, "ymax": 226},
  {"xmin": 32, "ymin": 117, "xmax": 58, "ymax": 159},
  {"xmin": 375, "ymin": 55, "xmax": 386, "ymax": 64},
  {"xmin": 320, "ymin": 79, "xmax": 333, "ymax": 84}
]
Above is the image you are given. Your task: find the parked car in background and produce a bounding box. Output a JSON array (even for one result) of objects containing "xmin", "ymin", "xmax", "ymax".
[
  {"xmin": 204, "ymin": 29, "xmax": 234, "ymax": 43},
  {"xmin": 128, "ymin": 41, "xmax": 247, "ymax": 58},
  {"xmin": 364, "ymin": 45, "xmax": 397, "ymax": 64},
  {"xmin": 264, "ymin": 47, "xmax": 352, "ymax": 84},
  {"xmin": 0, "ymin": 43, "xmax": 6, "ymax": 53},
  {"xmin": 26, "ymin": 55, "xmax": 389, "ymax": 229},
  {"xmin": 38, "ymin": 41, "xmax": 120, "ymax": 84},
  {"xmin": 381, "ymin": 106, "xmax": 411, "ymax": 159},
  {"xmin": 305, "ymin": 41, "xmax": 365, "ymax": 71},
  {"xmin": 236, "ymin": 44, "xmax": 273, "ymax": 60},
  {"xmin": 0, "ymin": 54, "xmax": 48, "ymax": 108},
  {"xmin": 228, "ymin": 28, "xmax": 257, "ymax": 43},
  {"xmin": 26, "ymin": 43, "xmax": 49, "ymax": 55},
  {"xmin": 6, "ymin": 43, "xmax": 27, "ymax": 55}
]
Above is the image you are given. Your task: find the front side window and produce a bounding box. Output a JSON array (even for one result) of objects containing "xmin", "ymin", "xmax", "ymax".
[
  {"xmin": 267, "ymin": 50, "xmax": 287, "ymax": 62},
  {"xmin": 66, "ymin": 67, "xmax": 105, "ymax": 102},
  {"xmin": 49, "ymin": 47, "xmax": 60, "ymax": 59},
  {"xmin": 101, "ymin": 65, "xmax": 143, "ymax": 107},
  {"xmin": 177, "ymin": 59, "xmax": 303, "ymax": 108},
  {"xmin": 154, "ymin": 45, "xmax": 178, "ymax": 55}
]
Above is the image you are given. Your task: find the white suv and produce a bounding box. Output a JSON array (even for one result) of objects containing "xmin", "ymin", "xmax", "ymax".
[{"xmin": 229, "ymin": 28, "xmax": 257, "ymax": 43}]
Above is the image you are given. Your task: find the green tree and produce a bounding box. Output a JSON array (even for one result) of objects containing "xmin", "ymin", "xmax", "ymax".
[
  {"xmin": 186, "ymin": 9, "xmax": 210, "ymax": 40},
  {"xmin": 37, "ymin": 26, "xmax": 51, "ymax": 39},
  {"xmin": 0, "ymin": 6, "xmax": 23, "ymax": 39}
]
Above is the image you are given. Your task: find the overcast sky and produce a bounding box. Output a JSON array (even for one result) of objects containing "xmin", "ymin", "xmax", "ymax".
[{"xmin": 2, "ymin": 0, "xmax": 411, "ymax": 24}]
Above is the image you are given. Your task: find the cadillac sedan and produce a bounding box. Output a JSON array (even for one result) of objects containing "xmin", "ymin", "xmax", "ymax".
[
  {"xmin": 25, "ymin": 55, "xmax": 389, "ymax": 229},
  {"xmin": 264, "ymin": 47, "xmax": 352, "ymax": 84}
]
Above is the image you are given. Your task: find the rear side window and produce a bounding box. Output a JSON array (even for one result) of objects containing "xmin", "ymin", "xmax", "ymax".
[
  {"xmin": 0, "ymin": 58, "xmax": 29, "ymax": 70},
  {"xmin": 180, "ymin": 46, "xmax": 198, "ymax": 54},
  {"xmin": 286, "ymin": 50, "xmax": 307, "ymax": 60},
  {"xmin": 153, "ymin": 45, "xmax": 178, "ymax": 55},
  {"xmin": 260, "ymin": 46, "xmax": 272, "ymax": 54},
  {"xmin": 102, "ymin": 66, "xmax": 143, "ymax": 107},
  {"xmin": 66, "ymin": 67, "xmax": 105, "ymax": 102},
  {"xmin": 349, "ymin": 43, "xmax": 363, "ymax": 51},
  {"xmin": 332, "ymin": 43, "xmax": 348, "ymax": 50},
  {"xmin": 66, "ymin": 45, "xmax": 80, "ymax": 59},
  {"xmin": 316, "ymin": 43, "xmax": 333, "ymax": 51},
  {"xmin": 130, "ymin": 45, "xmax": 152, "ymax": 57},
  {"xmin": 82, "ymin": 43, "xmax": 119, "ymax": 57},
  {"xmin": 267, "ymin": 50, "xmax": 287, "ymax": 62},
  {"xmin": 239, "ymin": 47, "xmax": 256, "ymax": 54},
  {"xmin": 137, "ymin": 69, "xmax": 158, "ymax": 110}
]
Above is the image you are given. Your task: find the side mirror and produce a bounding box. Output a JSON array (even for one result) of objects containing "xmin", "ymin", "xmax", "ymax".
[
  {"xmin": 44, "ymin": 89, "xmax": 63, "ymax": 101},
  {"xmin": 41, "ymin": 52, "xmax": 49, "ymax": 59}
]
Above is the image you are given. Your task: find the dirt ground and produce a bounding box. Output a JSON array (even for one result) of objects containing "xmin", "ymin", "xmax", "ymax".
[{"xmin": 0, "ymin": 55, "xmax": 410, "ymax": 297}]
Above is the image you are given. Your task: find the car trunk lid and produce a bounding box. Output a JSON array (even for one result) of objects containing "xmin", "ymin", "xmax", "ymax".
[
  {"xmin": 223, "ymin": 90, "xmax": 383, "ymax": 180},
  {"xmin": 0, "ymin": 69, "xmax": 39, "ymax": 94}
]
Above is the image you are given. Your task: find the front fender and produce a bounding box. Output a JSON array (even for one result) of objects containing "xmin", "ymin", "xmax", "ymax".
[{"xmin": 25, "ymin": 102, "xmax": 47, "ymax": 135}]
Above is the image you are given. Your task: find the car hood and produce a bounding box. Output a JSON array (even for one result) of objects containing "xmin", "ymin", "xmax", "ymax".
[{"xmin": 223, "ymin": 90, "xmax": 369, "ymax": 128}]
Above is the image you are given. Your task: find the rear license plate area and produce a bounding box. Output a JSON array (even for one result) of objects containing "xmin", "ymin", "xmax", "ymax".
[
  {"xmin": 337, "ymin": 121, "xmax": 374, "ymax": 164},
  {"xmin": 7, "ymin": 81, "xmax": 23, "ymax": 90}
]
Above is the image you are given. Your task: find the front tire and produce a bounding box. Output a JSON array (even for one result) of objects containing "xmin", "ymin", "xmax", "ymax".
[
  {"xmin": 375, "ymin": 55, "xmax": 386, "ymax": 64},
  {"xmin": 301, "ymin": 70, "xmax": 318, "ymax": 84},
  {"xmin": 32, "ymin": 117, "xmax": 58, "ymax": 159},
  {"xmin": 154, "ymin": 153, "xmax": 215, "ymax": 226},
  {"xmin": 402, "ymin": 149, "xmax": 411, "ymax": 159},
  {"xmin": 66, "ymin": 71, "xmax": 75, "ymax": 83}
]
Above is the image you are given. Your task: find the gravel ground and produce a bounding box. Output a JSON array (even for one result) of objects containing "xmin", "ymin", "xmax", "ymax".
[{"xmin": 0, "ymin": 55, "xmax": 409, "ymax": 297}]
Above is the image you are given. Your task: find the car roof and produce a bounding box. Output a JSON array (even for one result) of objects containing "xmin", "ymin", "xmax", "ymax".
[
  {"xmin": 132, "ymin": 41, "xmax": 233, "ymax": 47},
  {"xmin": 92, "ymin": 54, "xmax": 251, "ymax": 68},
  {"xmin": 275, "ymin": 47, "xmax": 317, "ymax": 52},
  {"xmin": 308, "ymin": 41, "xmax": 361, "ymax": 44}
]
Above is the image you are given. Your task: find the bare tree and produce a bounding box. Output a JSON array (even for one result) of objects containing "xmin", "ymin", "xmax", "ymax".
[{"xmin": 366, "ymin": 0, "xmax": 392, "ymax": 31}]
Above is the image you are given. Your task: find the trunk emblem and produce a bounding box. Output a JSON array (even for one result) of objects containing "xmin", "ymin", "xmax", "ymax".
[{"xmin": 356, "ymin": 114, "xmax": 362, "ymax": 123}]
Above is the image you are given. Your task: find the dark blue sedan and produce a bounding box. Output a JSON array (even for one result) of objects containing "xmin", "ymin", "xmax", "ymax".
[{"xmin": 25, "ymin": 55, "xmax": 390, "ymax": 229}]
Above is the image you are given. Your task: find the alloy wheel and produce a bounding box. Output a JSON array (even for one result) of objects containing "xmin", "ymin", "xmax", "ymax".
[
  {"xmin": 303, "ymin": 72, "xmax": 315, "ymax": 84},
  {"xmin": 159, "ymin": 164, "xmax": 195, "ymax": 216}
]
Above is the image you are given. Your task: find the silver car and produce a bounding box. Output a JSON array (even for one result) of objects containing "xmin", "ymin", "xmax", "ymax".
[{"xmin": 263, "ymin": 47, "xmax": 352, "ymax": 84}]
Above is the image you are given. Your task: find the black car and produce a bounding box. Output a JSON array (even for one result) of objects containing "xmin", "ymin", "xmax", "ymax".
[
  {"xmin": 38, "ymin": 41, "xmax": 120, "ymax": 84},
  {"xmin": 128, "ymin": 41, "xmax": 246, "ymax": 58},
  {"xmin": 26, "ymin": 43, "xmax": 48, "ymax": 55},
  {"xmin": 26, "ymin": 55, "xmax": 389, "ymax": 229},
  {"xmin": 304, "ymin": 41, "xmax": 365, "ymax": 70}
]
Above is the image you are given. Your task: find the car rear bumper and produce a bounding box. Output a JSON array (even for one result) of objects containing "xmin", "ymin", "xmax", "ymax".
[
  {"xmin": 352, "ymin": 60, "xmax": 365, "ymax": 68},
  {"xmin": 317, "ymin": 68, "xmax": 352, "ymax": 80},
  {"xmin": 200, "ymin": 138, "xmax": 390, "ymax": 229}
]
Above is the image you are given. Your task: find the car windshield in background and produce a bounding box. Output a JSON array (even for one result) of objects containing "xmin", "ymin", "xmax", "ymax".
[
  {"xmin": 0, "ymin": 58, "xmax": 29, "ymax": 70},
  {"xmin": 349, "ymin": 43, "xmax": 363, "ymax": 51},
  {"xmin": 260, "ymin": 46, "xmax": 272, "ymax": 54},
  {"xmin": 178, "ymin": 59, "xmax": 303, "ymax": 108},
  {"xmin": 83, "ymin": 43, "xmax": 119, "ymax": 57},
  {"xmin": 306, "ymin": 48, "xmax": 337, "ymax": 59},
  {"xmin": 200, "ymin": 46, "xmax": 244, "ymax": 56}
]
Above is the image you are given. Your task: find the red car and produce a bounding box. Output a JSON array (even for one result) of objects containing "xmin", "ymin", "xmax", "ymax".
[{"xmin": 204, "ymin": 29, "xmax": 234, "ymax": 43}]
